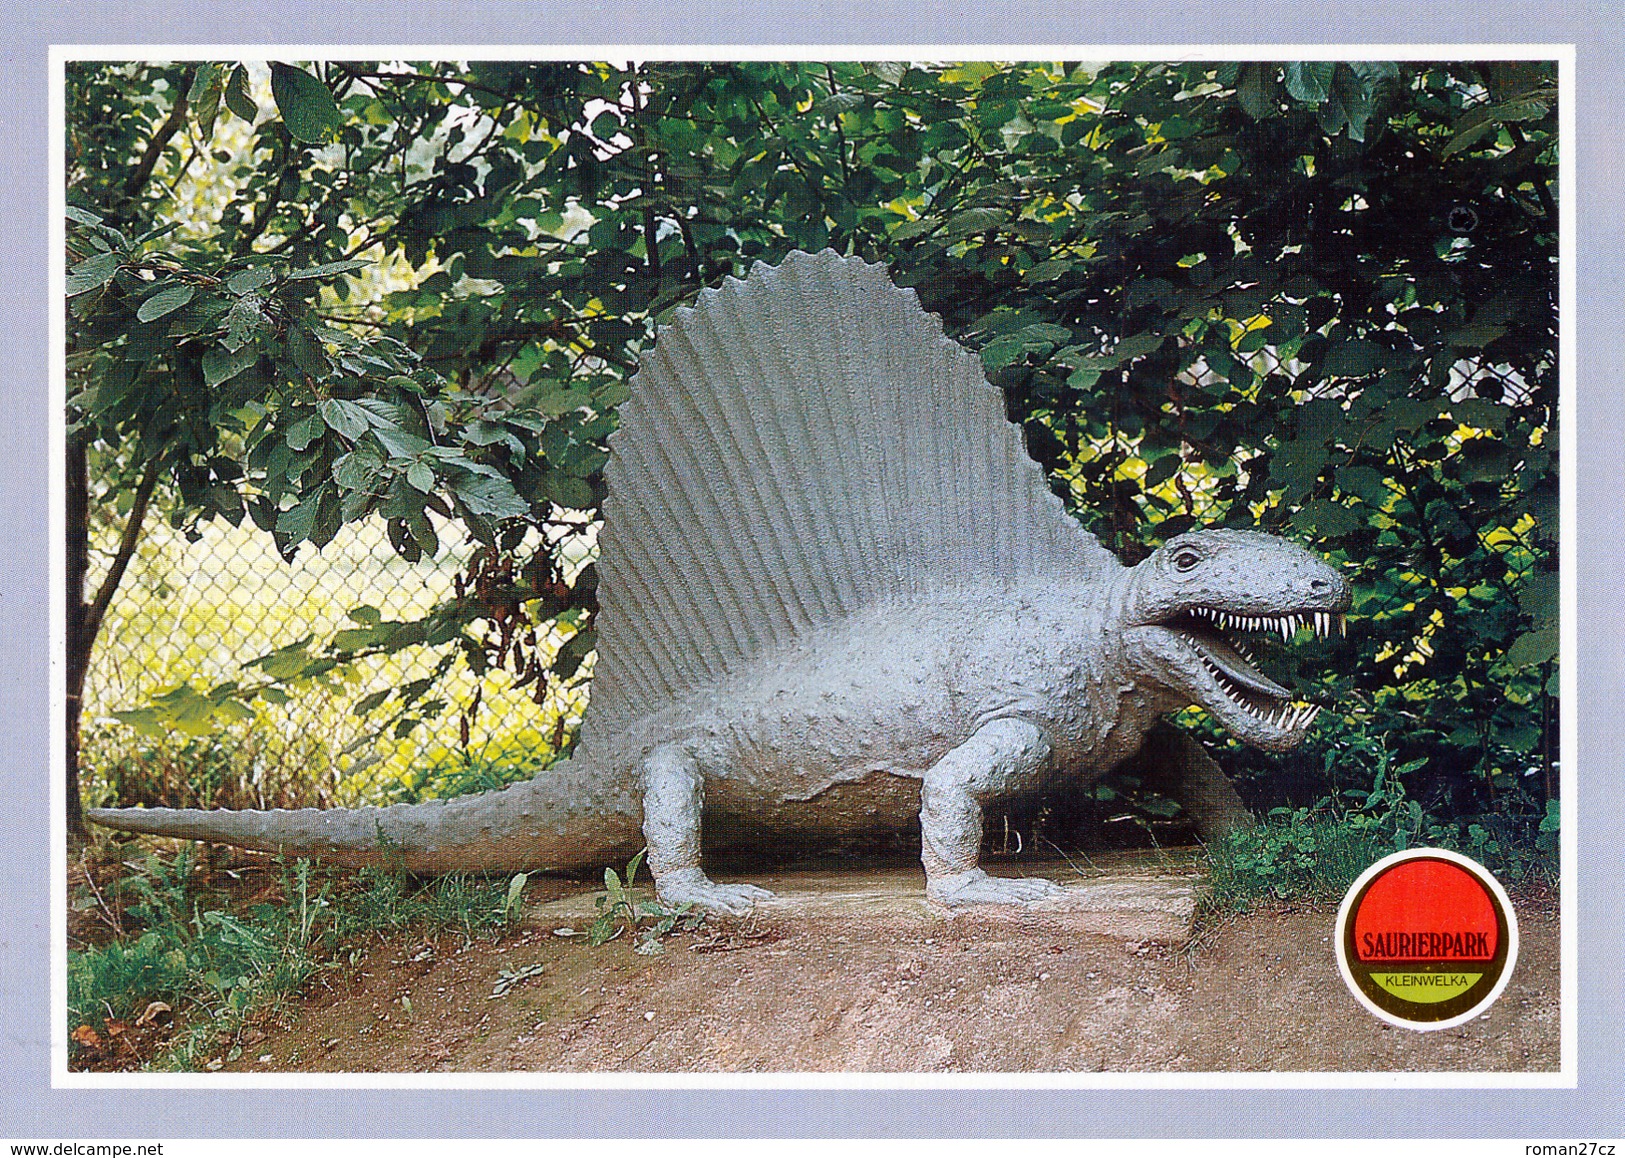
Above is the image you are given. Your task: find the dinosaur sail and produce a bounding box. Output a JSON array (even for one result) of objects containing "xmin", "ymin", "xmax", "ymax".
[{"xmin": 584, "ymin": 249, "xmax": 1114, "ymax": 746}]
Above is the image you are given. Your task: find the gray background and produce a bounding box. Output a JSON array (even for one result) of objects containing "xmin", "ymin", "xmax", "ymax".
[{"xmin": 5, "ymin": 0, "xmax": 1620, "ymax": 1138}]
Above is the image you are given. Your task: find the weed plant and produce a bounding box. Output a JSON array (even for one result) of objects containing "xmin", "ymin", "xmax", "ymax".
[
  {"xmin": 1205, "ymin": 731, "xmax": 1560, "ymax": 911},
  {"xmin": 67, "ymin": 845, "xmax": 527, "ymax": 1071}
]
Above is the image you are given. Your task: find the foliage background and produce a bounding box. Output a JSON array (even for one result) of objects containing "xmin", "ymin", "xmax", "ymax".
[{"xmin": 66, "ymin": 58, "xmax": 1559, "ymax": 867}]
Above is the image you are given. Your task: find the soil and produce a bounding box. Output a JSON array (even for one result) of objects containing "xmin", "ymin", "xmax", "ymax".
[{"xmin": 205, "ymin": 856, "xmax": 1559, "ymax": 1075}]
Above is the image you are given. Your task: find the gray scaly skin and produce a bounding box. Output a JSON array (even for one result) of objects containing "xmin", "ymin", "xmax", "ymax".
[
  {"xmin": 92, "ymin": 250, "xmax": 1352, "ymax": 914},
  {"xmin": 89, "ymin": 527, "xmax": 1349, "ymax": 913}
]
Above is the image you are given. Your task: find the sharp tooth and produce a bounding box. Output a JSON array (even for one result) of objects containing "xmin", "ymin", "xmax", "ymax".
[
  {"xmin": 1339, "ymin": 613, "xmax": 1347, "ymax": 637},
  {"xmin": 1316, "ymin": 611, "xmax": 1327, "ymax": 636},
  {"xmin": 1280, "ymin": 618, "xmax": 1291, "ymax": 642}
]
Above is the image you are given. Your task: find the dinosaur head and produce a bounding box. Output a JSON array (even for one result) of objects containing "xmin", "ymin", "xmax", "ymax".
[{"xmin": 1120, "ymin": 528, "xmax": 1351, "ymax": 752}]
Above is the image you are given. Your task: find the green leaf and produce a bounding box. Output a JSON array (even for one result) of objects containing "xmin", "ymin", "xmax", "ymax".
[
  {"xmin": 190, "ymin": 64, "xmax": 223, "ymax": 141},
  {"xmin": 348, "ymin": 397, "xmax": 415, "ymax": 430},
  {"xmin": 286, "ymin": 413, "xmax": 326, "ymax": 452},
  {"xmin": 1447, "ymin": 323, "xmax": 1506, "ymax": 350},
  {"xmin": 66, "ymin": 250, "xmax": 120, "ymax": 296},
  {"xmin": 1283, "ymin": 62, "xmax": 1336, "ymax": 104},
  {"xmin": 270, "ymin": 63, "xmax": 344, "ymax": 144},
  {"xmin": 1106, "ymin": 332, "xmax": 1164, "ymax": 365},
  {"xmin": 287, "ymin": 325, "xmax": 331, "ymax": 378},
  {"xmin": 1518, "ymin": 572, "xmax": 1560, "ymax": 629},
  {"xmin": 1442, "ymin": 121, "xmax": 1497, "ymax": 158},
  {"xmin": 406, "ymin": 462, "xmax": 435, "ymax": 493},
  {"xmin": 452, "ymin": 473, "xmax": 530, "ymax": 519},
  {"xmin": 1236, "ymin": 64, "xmax": 1278, "ymax": 120},
  {"xmin": 1321, "ymin": 339, "xmax": 1384, "ymax": 378},
  {"xmin": 136, "ymin": 283, "xmax": 195, "ymax": 322},
  {"xmin": 351, "ymin": 689, "xmax": 391, "ymax": 716},
  {"xmin": 1334, "ymin": 465, "xmax": 1391, "ymax": 506},
  {"xmin": 1290, "ymin": 499, "xmax": 1364, "ymax": 538},
  {"xmin": 552, "ymin": 627, "xmax": 596, "ymax": 680},
  {"xmin": 223, "ymin": 298, "xmax": 265, "ymax": 350},
  {"xmin": 64, "ymin": 205, "xmax": 103, "ymax": 227},
  {"xmin": 373, "ymin": 425, "xmax": 431, "ymax": 459},
  {"xmin": 941, "ymin": 207, "xmax": 1005, "ymax": 240},
  {"xmin": 542, "ymin": 472, "xmax": 595, "ymax": 511},
  {"xmin": 227, "ymin": 267, "xmax": 277, "ymax": 294},
  {"xmin": 201, "ymin": 345, "xmax": 259, "ymax": 387},
  {"xmin": 319, "ymin": 399, "xmax": 371, "ymax": 441},
  {"xmin": 275, "ymin": 489, "xmax": 323, "ymax": 542},
  {"xmin": 1505, "ymin": 627, "xmax": 1559, "ymax": 668},
  {"xmin": 332, "ymin": 446, "xmax": 384, "ymax": 490},
  {"xmin": 286, "ymin": 258, "xmax": 372, "ymax": 281},
  {"xmin": 224, "ymin": 65, "xmax": 258, "ymax": 123}
]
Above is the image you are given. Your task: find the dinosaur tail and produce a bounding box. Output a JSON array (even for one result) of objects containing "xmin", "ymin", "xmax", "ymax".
[{"xmin": 84, "ymin": 755, "xmax": 644, "ymax": 875}]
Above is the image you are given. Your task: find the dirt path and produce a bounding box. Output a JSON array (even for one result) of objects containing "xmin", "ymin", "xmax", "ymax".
[{"xmin": 220, "ymin": 860, "xmax": 1560, "ymax": 1074}]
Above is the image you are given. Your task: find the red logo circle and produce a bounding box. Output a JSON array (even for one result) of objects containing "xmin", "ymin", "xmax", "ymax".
[{"xmin": 1335, "ymin": 849, "xmax": 1518, "ymax": 1030}]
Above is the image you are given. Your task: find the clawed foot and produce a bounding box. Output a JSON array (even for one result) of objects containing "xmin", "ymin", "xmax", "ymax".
[
  {"xmin": 654, "ymin": 867, "xmax": 775, "ymax": 915},
  {"xmin": 927, "ymin": 867, "xmax": 1065, "ymax": 908}
]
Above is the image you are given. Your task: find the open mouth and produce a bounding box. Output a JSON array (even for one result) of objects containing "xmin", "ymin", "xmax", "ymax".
[{"xmin": 1162, "ymin": 606, "xmax": 1347, "ymax": 739}]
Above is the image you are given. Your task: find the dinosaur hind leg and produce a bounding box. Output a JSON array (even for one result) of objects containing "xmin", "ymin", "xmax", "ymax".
[
  {"xmin": 1128, "ymin": 722, "xmax": 1253, "ymax": 841},
  {"xmin": 641, "ymin": 743, "xmax": 774, "ymax": 915},
  {"xmin": 920, "ymin": 717, "xmax": 1065, "ymax": 907}
]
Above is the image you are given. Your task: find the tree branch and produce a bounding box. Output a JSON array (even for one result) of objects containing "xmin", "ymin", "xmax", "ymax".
[
  {"xmin": 82, "ymin": 456, "xmax": 163, "ymax": 648},
  {"xmin": 122, "ymin": 65, "xmax": 196, "ymax": 205},
  {"xmin": 824, "ymin": 65, "xmax": 853, "ymax": 184}
]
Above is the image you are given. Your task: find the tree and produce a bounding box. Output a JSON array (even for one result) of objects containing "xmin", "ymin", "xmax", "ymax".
[{"xmin": 65, "ymin": 59, "xmax": 1557, "ymax": 846}]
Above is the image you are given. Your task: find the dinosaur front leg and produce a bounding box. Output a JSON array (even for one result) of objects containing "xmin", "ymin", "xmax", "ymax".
[
  {"xmin": 641, "ymin": 743, "xmax": 774, "ymax": 916},
  {"xmin": 920, "ymin": 717, "xmax": 1065, "ymax": 906}
]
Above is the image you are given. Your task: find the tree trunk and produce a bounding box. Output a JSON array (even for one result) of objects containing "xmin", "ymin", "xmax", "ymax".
[
  {"xmin": 65, "ymin": 438, "xmax": 90, "ymax": 848},
  {"xmin": 65, "ymin": 440, "xmax": 162, "ymax": 850}
]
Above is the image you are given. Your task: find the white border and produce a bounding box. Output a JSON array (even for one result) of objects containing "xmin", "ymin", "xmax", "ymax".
[
  {"xmin": 49, "ymin": 43, "xmax": 1579, "ymax": 1091},
  {"xmin": 1332, "ymin": 848, "xmax": 1521, "ymax": 1032}
]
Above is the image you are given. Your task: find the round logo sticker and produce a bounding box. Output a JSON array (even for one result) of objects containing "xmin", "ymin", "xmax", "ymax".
[{"xmin": 1334, "ymin": 848, "xmax": 1518, "ymax": 1031}]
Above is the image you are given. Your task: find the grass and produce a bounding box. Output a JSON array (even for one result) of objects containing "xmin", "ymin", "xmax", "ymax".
[
  {"xmin": 68, "ymin": 843, "xmax": 531, "ymax": 1071},
  {"xmin": 1203, "ymin": 808, "xmax": 1394, "ymax": 912}
]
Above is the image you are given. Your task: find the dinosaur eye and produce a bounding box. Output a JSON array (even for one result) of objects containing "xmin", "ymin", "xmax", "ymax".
[{"xmin": 1173, "ymin": 549, "xmax": 1201, "ymax": 572}]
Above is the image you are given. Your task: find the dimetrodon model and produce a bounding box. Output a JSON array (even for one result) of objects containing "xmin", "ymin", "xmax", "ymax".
[{"xmin": 91, "ymin": 250, "xmax": 1351, "ymax": 913}]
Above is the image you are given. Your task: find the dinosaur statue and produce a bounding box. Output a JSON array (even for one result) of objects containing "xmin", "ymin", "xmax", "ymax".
[{"xmin": 89, "ymin": 249, "xmax": 1351, "ymax": 913}]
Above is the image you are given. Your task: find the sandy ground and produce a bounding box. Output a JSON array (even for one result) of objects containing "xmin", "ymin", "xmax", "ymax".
[{"xmin": 209, "ymin": 857, "xmax": 1559, "ymax": 1075}]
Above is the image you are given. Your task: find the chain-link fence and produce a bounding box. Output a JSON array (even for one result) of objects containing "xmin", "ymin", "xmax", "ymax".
[{"xmin": 80, "ymin": 512, "xmax": 589, "ymax": 814}]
